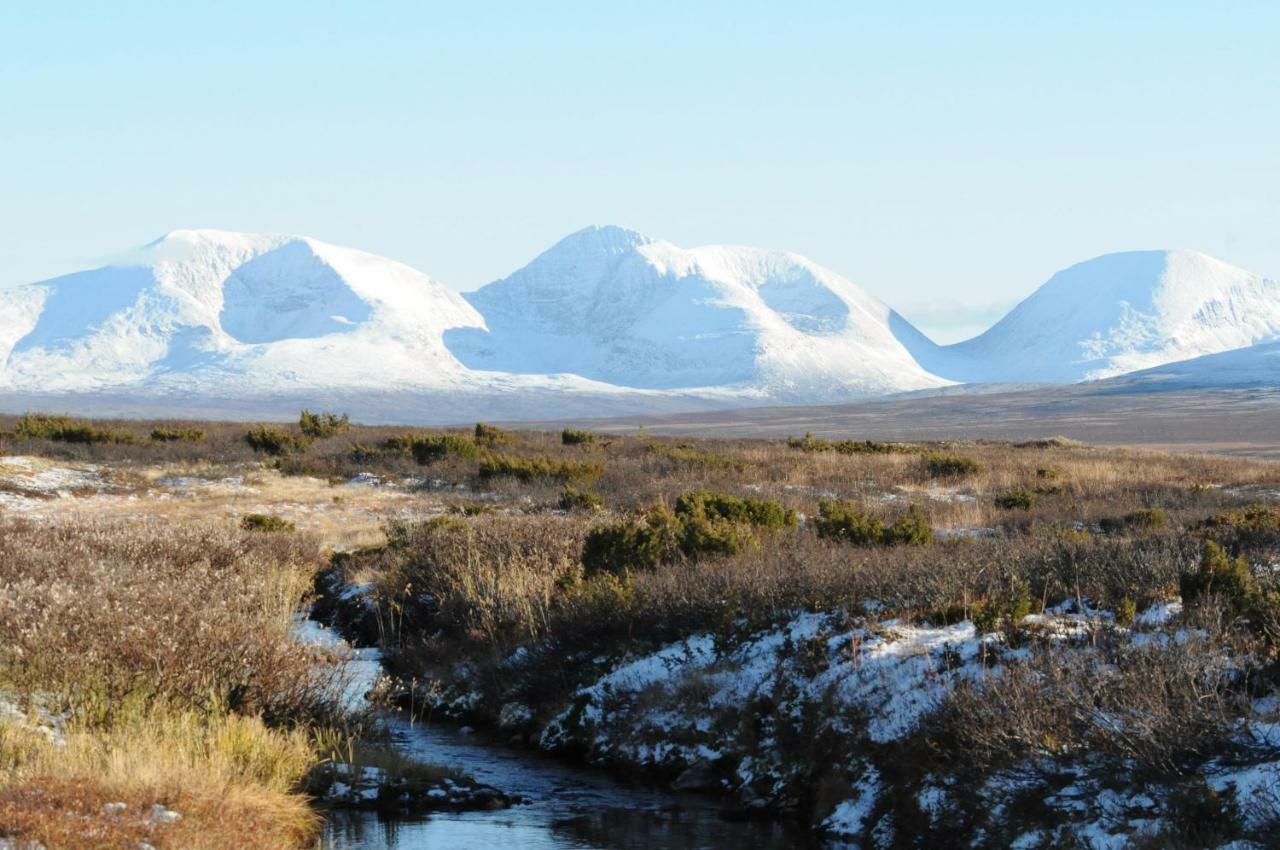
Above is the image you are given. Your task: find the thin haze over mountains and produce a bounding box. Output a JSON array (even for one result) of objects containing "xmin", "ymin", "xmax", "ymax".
[{"xmin": 0, "ymin": 226, "xmax": 1276, "ymax": 423}]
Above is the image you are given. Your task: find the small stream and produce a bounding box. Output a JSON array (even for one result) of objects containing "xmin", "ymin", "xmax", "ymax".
[{"xmin": 299, "ymin": 619, "xmax": 818, "ymax": 850}]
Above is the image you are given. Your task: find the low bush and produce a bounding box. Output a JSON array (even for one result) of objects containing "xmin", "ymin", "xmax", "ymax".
[
  {"xmin": 582, "ymin": 490, "xmax": 796, "ymax": 576},
  {"xmin": 1115, "ymin": 596, "xmax": 1138, "ymax": 627},
  {"xmin": 298, "ymin": 410, "xmax": 350, "ymax": 439},
  {"xmin": 645, "ymin": 443, "xmax": 744, "ymax": 471},
  {"xmin": 380, "ymin": 514, "xmax": 591, "ymax": 646},
  {"xmin": 474, "ymin": 422, "xmax": 514, "ymax": 447},
  {"xmin": 241, "ymin": 513, "xmax": 296, "ymax": 533},
  {"xmin": 479, "ymin": 453, "xmax": 603, "ymax": 483},
  {"xmin": 559, "ymin": 487, "xmax": 604, "ymax": 512},
  {"xmin": 1100, "ymin": 507, "xmax": 1168, "ymax": 533},
  {"xmin": 814, "ymin": 500, "xmax": 933, "ymax": 547},
  {"xmin": 1182, "ymin": 537, "xmax": 1274, "ymax": 629},
  {"xmin": 561, "ymin": 428, "xmax": 599, "ymax": 446},
  {"xmin": 921, "ymin": 452, "xmax": 982, "ymax": 478},
  {"xmin": 13, "ymin": 413, "xmax": 134, "ymax": 445},
  {"xmin": 1197, "ymin": 504, "xmax": 1280, "ymax": 554},
  {"xmin": 0, "ymin": 518, "xmax": 335, "ymax": 723},
  {"xmin": 994, "ymin": 489, "xmax": 1036, "ymax": 511},
  {"xmin": 150, "ymin": 426, "xmax": 206, "ymax": 442},
  {"xmin": 387, "ymin": 433, "xmax": 482, "ymax": 464},
  {"xmin": 971, "ymin": 576, "xmax": 1033, "ymax": 634},
  {"xmin": 937, "ymin": 621, "xmax": 1251, "ymax": 777},
  {"xmin": 674, "ymin": 489, "xmax": 796, "ymax": 531},
  {"xmin": 786, "ymin": 433, "xmax": 918, "ymax": 455},
  {"xmin": 245, "ymin": 426, "xmax": 310, "ymax": 456},
  {"xmin": 581, "ymin": 507, "xmax": 681, "ymax": 578},
  {"xmin": 786, "ymin": 433, "xmax": 831, "ymax": 452}
]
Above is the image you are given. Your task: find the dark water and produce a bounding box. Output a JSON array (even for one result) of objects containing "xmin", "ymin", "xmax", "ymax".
[
  {"xmin": 295, "ymin": 617, "xmax": 824, "ymax": 850},
  {"xmin": 319, "ymin": 717, "xmax": 816, "ymax": 850},
  {"xmin": 299, "ymin": 618, "xmax": 823, "ymax": 850}
]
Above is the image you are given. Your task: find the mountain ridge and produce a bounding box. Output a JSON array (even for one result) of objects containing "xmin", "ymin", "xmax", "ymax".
[{"xmin": 0, "ymin": 227, "xmax": 1276, "ymax": 421}]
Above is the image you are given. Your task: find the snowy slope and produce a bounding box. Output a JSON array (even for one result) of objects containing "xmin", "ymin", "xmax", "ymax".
[
  {"xmin": 0, "ymin": 229, "xmax": 489, "ymax": 394},
  {"xmin": 445, "ymin": 225, "xmax": 950, "ymax": 401},
  {"xmin": 2, "ymin": 230, "xmax": 1277, "ymax": 421},
  {"xmin": 925, "ymin": 250, "xmax": 1280, "ymax": 383},
  {"xmin": 1114, "ymin": 340, "xmax": 1280, "ymax": 389}
]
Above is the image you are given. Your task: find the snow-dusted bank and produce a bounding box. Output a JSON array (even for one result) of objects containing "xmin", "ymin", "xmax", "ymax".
[
  {"xmin": 0, "ymin": 227, "xmax": 1277, "ymax": 423},
  {"xmin": 320, "ymin": 577, "xmax": 1280, "ymax": 849}
]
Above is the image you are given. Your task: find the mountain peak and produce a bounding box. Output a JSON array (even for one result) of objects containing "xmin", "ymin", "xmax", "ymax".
[
  {"xmin": 542, "ymin": 224, "xmax": 653, "ymax": 258},
  {"xmin": 936, "ymin": 248, "xmax": 1279, "ymax": 383}
]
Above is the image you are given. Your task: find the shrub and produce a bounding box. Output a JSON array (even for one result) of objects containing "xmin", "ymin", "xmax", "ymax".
[
  {"xmin": 814, "ymin": 500, "xmax": 932, "ymax": 547},
  {"xmin": 378, "ymin": 514, "xmax": 591, "ymax": 646},
  {"xmin": 240, "ymin": 513, "xmax": 296, "ymax": 533},
  {"xmin": 786, "ymin": 433, "xmax": 917, "ymax": 455},
  {"xmin": 1036, "ymin": 466, "xmax": 1063, "ymax": 480},
  {"xmin": 1126, "ymin": 507, "xmax": 1168, "ymax": 529},
  {"xmin": 582, "ymin": 507, "xmax": 681, "ymax": 577},
  {"xmin": 921, "ymin": 452, "xmax": 982, "ymax": 478},
  {"xmin": 1101, "ymin": 508, "xmax": 1168, "ymax": 533},
  {"xmin": 1197, "ymin": 505, "xmax": 1280, "ymax": 554},
  {"xmin": 245, "ymin": 426, "xmax": 310, "ymax": 456},
  {"xmin": 150, "ymin": 426, "xmax": 206, "ymax": 442},
  {"xmin": 446, "ymin": 500, "xmax": 494, "ymax": 516},
  {"xmin": 938, "ymin": 629, "xmax": 1250, "ymax": 777},
  {"xmin": 13, "ymin": 413, "xmax": 134, "ymax": 445},
  {"xmin": 882, "ymin": 505, "xmax": 934, "ymax": 546},
  {"xmin": 581, "ymin": 490, "xmax": 795, "ymax": 575},
  {"xmin": 1181, "ymin": 540, "xmax": 1258, "ymax": 619},
  {"xmin": 0, "ymin": 518, "xmax": 330, "ymax": 720},
  {"xmin": 559, "ymin": 487, "xmax": 604, "ymax": 512},
  {"xmin": 387, "ymin": 434, "xmax": 482, "ymax": 464},
  {"xmin": 645, "ymin": 443, "xmax": 744, "ymax": 471},
  {"xmin": 972, "ymin": 576, "xmax": 1033, "ymax": 634},
  {"xmin": 674, "ymin": 489, "xmax": 796, "ymax": 531},
  {"xmin": 479, "ymin": 454, "xmax": 603, "ymax": 483},
  {"xmin": 474, "ymin": 422, "xmax": 514, "ymax": 447},
  {"xmin": 1115, "ymin": 596, "xmax": 1138, "ymax": 627},
  {"xmin": 786, "ymin": 432, "xmax": 830, "ymax": 452},
  {"xmin": 994, "ymin": 489, "xmax": 1036, "ymax": 511},
  {"xmin": 561, "ymin": 428, "xmax": 599, "ymax": 446},
  {"xmin": 814, "ymin": 500, "xmax": 889, "ymax": 546},
  {"xmin": 298, "ymin": 410, "xmax": 350, "ymax": 439},
  {"xmin": 834, "ymin": 439, "xmax": 919, "ymax": 456}
]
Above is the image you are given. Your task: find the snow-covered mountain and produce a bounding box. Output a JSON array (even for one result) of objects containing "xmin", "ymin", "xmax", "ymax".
[
  {"xmin": 446, "ymin": 225, "xmax": 949, "ymax": 401},
  {"xmin": 1114, "ymin": 340, "xmax": 1280, "ymax": 389},
  {"xmin": 0, "ymin": 229, "xmax": 488, "ymax": 395},
  {"xmin": 918, "ymin": 250, "xmax": 1280, "ymax": 383},
  {"xmin": 0, "ymin": 229, "xmax": 1276, "ymax": 423}
]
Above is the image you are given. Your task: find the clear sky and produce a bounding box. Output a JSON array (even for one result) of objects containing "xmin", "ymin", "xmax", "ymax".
[{"xmin": 2, "ymin": 2, "xmax": 1277, "ymax": 342}]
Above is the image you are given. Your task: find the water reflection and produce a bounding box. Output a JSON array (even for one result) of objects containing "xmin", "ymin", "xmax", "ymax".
[{"xmin": 317, "ymin": 719, "xmax": 816, "ymax": 850}]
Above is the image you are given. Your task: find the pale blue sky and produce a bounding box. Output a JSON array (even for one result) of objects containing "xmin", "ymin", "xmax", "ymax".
[{"xmin": 2, "ymin": 2, "xmax": 1277, "ymax": 341}]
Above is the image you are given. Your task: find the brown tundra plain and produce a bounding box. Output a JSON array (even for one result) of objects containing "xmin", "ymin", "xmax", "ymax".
[{"xmin": 2, "ymin": 411, "xmax": 1279, "ymax": 848}]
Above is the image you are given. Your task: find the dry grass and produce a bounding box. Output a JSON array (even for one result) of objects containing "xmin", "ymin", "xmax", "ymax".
[
  {"xmin": 0, "ymin": 519, "xmax": 340, "ymax": 722},
  {"xmin": 0, "ymin": 517, "xmax": 343, "ymax": 848},
  {"xmin": 0, "ymin": 707, "xmax": 317, "ymax": 850},
  {"xmin": 4, "ymin": 412, "xmax": 1280, "ymax": 843}
]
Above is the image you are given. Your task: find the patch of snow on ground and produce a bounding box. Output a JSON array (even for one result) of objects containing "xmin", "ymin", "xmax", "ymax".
[
  {"xmin": 1135, "ymin": 599, "xmax": 1182, "ymax": 627},
  {"xmin": 822, "ymin": 766, "xmax": 880, "ymax": 837}
]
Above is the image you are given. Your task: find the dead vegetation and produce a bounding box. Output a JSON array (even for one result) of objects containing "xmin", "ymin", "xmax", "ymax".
[{"xmin": 3, "ymin": 411, "xmax": 1280, "ymax": 844}]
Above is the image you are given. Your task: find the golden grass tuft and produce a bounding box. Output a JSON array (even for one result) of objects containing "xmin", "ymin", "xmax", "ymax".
[{"xmin": 0, "ymin": 705, "xmax": 318, "ymax": 849}]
